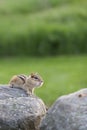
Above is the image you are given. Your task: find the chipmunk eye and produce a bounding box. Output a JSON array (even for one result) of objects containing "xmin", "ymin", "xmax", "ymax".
[{"xmin": 34, "ymin": 76, "xmax": 38, "ymax": 79}]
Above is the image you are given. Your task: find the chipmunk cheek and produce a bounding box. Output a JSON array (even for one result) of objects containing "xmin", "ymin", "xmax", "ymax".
[
  {"xmin": 37, "ymin": 81, "xmax": 43, "ymax": 87},
  {"xmin": 35, "ymin": 82, "xmax": 40, "ymax": 87}
]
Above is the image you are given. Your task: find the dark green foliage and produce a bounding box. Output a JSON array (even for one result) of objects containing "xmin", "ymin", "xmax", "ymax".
[{"xmin": 0, "ymin": 0, "xmax": 87, "ymax": 56}]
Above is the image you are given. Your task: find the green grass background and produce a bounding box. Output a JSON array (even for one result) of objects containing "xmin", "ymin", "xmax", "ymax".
[{"xmin": 0, "ymin": 55, "xmax": 87, "ymax": 106}]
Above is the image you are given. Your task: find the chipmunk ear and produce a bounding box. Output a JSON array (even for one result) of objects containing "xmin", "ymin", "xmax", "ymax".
[{"xmin": 31, "ymin": 73, "xmax": 34, "ymax": 78}]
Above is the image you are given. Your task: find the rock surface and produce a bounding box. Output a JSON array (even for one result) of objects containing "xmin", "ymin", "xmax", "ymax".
[
  {"xmin": 0, "ymin": 85, "xmax": 46, "ymax": 130},
  {"xmin": 40, "ymin": 88, "xmax": 87, "ymax": 130}
]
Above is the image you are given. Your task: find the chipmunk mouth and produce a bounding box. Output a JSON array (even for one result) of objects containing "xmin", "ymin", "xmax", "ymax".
[
  {"xmin": 40, "ymin": 81, "xmax": 43, "ymax": 86},
  {"xmin": 37, "ymin": 81, "xmax": 43, "ymax": 87}
]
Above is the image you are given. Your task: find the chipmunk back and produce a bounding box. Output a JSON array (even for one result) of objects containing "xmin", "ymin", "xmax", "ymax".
[{"xmin": 9, "ymin": 74, "xmax": 27, "ymax": 88}]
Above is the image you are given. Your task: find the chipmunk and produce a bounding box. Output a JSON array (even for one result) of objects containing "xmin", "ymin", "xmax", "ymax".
[{"xmin": 9, "ymin": 73, "xmax": 44, "ymax": 95}]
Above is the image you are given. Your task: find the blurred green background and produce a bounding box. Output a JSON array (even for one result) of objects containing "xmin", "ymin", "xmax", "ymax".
[{"xmin": 0, "ymin": 0, "xmax": 87, "ymax": 106}]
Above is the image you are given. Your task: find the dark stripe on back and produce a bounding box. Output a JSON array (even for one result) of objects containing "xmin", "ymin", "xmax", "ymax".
[{"xmin": 17, "ymin": 75, "xmax": 26, "ymax": 84}]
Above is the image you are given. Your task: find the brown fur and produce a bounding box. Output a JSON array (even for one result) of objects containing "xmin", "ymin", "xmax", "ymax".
[{"xmin": 9, "ymin": 73, "xmax": 44, "ymax": 95}]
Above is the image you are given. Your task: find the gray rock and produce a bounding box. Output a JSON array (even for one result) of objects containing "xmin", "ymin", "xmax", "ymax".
[
  {"xmin": 40, "ymin": 88, "xmax": 87, "ymax": 130},
  {"xmin": 0, "ymin": 85, "xmax": 46, "ymax": 130}
]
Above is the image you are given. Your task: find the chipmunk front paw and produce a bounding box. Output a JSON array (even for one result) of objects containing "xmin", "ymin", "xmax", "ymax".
[{"xmin": 9, "ymin": 84, "xmax": 14, "ymax": 88}]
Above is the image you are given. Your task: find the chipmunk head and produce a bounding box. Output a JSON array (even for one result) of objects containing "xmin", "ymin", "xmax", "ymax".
[
  {"xmin": 27, "ymin": 73, "xmax": 44, "ymax": 88},
  {"xmin": 9, "ymin": 74, "xmax": 27, "ymax": 87}
]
